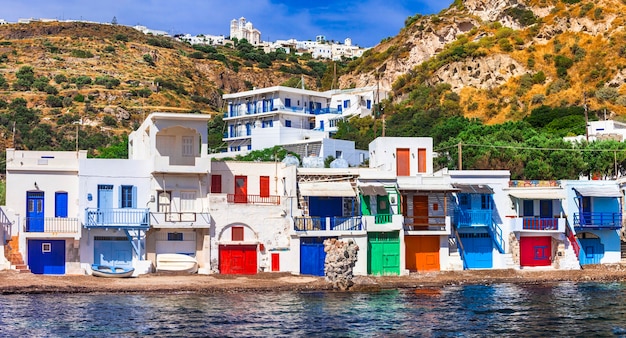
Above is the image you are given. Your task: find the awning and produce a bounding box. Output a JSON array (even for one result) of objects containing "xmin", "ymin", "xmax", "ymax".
[
  {"xmin": 359, "ymin": 184, "xmax": 388, "ymax": 196},
  {"xmin": 508, "ymin": 189, "xmax": 566, "ymax": 200},
  {"xmin": 298, "ymin": 181, "xmax": 355, "ymax": 197},
  {"xmin": 573, "ymin": 186, "xmax": 622, "ymax": 198},
  {"xmin": 453, "ymin": 184, "xmax": 494, "ymax": 194}
]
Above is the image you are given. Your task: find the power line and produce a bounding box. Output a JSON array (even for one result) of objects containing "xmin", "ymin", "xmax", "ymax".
[{"xmin": 434, "ymin": 142, "xmax": 626, "ymax": 153}]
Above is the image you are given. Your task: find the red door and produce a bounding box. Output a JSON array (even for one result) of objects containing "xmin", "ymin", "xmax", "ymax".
[
  {"xmin": 271, "ymin": 253, "xmax": 280, "ymax": 272},
  {"xmin": 234, "ymin": 176, "xmax": 247, "ymax": 203},
  {"xmin": 219, "ymin": 245, "xmax": 257, "ymax": 274},
  {"xmin": 260, "ymin": 176, "xmax": 270, "ymax": 198},
  {"xmin": 520, "ymin": 236, "xmax": 552, "ymax": 267},
  {"xmin": 417, "ymin": 148, "xmax": 427, "ymax": 173}
]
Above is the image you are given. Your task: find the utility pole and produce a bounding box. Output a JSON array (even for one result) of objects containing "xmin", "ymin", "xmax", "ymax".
[
  {"xmin": 458, "ymin": 142, "xmax": 462, "ymax": 170},
  {"xmin": 583, "ymin": 92, "xmax": 589, "ymax": 142}
]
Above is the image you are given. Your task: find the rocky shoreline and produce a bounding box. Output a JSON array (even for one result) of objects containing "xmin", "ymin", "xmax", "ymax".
[{"xmin": 1, "ymin": 264, "xmax": 626, "ymax": 295}]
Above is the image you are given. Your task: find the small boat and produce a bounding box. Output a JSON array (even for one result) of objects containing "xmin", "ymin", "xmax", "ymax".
[
  {"xmin": 91, "ymin": 264, "xmax": 135, "ymax": 278},
  {"xmin": 156, "ymin": 253, "xmax": 198, "ymax": 273}
]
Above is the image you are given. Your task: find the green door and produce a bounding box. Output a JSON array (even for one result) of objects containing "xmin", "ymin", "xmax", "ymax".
[{"xmin": 368, "ymin": 231, "xmax": 400, "ymax": 275}]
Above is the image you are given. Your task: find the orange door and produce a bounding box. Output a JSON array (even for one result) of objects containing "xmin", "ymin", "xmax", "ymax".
[
  {"xmin": 234, "ymin": 176, "xmax": 247, "ymax": 203},
  {"xmin": 405, "ymin": 236, "xmax": 440, "ymax": 271},
  {"xmin": 413, "ymin": 195, "xmax": 429, "ymax": 226},
  {"xmin": 417, "ymin": 148, "xmax": 427, "ymax": 173},
  {"xmin": 396, "ymin": 148, "xmax": 410, "ymax": 176}
]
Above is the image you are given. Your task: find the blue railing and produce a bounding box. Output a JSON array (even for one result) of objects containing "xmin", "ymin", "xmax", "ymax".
[
  {"xmin": 487, "ymin": 220, "xmax": 505, "ymax": 254},
  {"xmin": 294, "ymin": 216, "xmax": 362, "ymax": 231},
  {"xmin": 85, "ymin": 208, "xmax": 150, "ymax": 229},
  {"xmin": 574, "ymin": 212, "xmax": 622, "ymax": 229},
  {"xmin": 522, "ymin": 217, "xmax": 559, "ymax": 230},
  {"xmin": 225, "ymin": 106, "xmax": 342, "ymax": 118},
  {"xmin": 455, "ymin": 209, "xmax": 492, "ymax": 227}
]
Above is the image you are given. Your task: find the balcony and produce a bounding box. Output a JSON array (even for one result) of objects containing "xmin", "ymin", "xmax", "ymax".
[
  {"xmin": 574, "ymin": 212, "xmax": 622, "ymax": 230},
  {"xmin": 152, "ymin": 155, "xmax": 211, "ymax": 174},
  {"xmin": 362, "ymin": 214, "xmax": 404, "ymax": 232},
  {"xmin": 511, "ymin": 217, "xmax": 565, "ymax": 233},
  {"xmin": 294, "ymin": 216, "xmax": 362, "ymax": 231},
  {"xmin": 150, "ymin": 212, "xmax": 211, "ymax": 229},
  {"xmin": 24, "ymin": 217, "xmax": 80, "ymax": 238},
  {"xmin": 455, "ymin": 209, "xmax": 492, "ymax": 228},
  {"xmin": 85, "ymin": 208, "xmax": 150, "ymax": 229},
  {"xmin": 227, "ymin": 194, "xmax": 280, "ymax": 205},
  {"xmin": 403, "ymin": 215, "xmax": 448, "ymax": 232}
]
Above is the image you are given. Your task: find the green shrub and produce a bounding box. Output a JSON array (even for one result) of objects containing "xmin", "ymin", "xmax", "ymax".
[
  {"xmin": 104, "ymin": 45, "xmax": 115, "ymax": 53},
  {"xmin": 46, "ymin": 95, "xmax": 63, "ymax": 107},
  {"xmin": 74, "ymin": 93, "xmax": 85, "ymax": 102},
  {"xmin": 54, "ymin": 74, "xmax": 68, "ymax": 83},
  {"xmin": 102, "ymin": 115, "xmax": 117, "ymax": 127},
  {"xmin": 115, "ymin": 34, "xmax": 129, "ymax": 42},
  {"xmin": 147, "ymin": 37, "xmax": 173, "ymax": 48},
  {"xmin": 94, "ymin": 76, "xmax": 120, "ymax": 89},
  {"xmin": 71, "ymin": 49, "xmax": 94, "ymax": 58},
  {"xmin": 143, "ymin": 54, "xmax": 155, "ymax": 66}
]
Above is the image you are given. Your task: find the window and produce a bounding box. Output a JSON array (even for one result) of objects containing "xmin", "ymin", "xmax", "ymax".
[
  {"xmin": 167, "ymin": 232, "xmax": 183, "ymax": 241},
  {"xmin": 182, "ymin": 136, "xmax": 194, "ymax": 157},
  {"xmin": 343, "ymin": 100, "xmax": 350, "ymax": 108},
  {"xmin": 459, "ymin": 194, "xmax": 470, "ymax": 209},
  {"xmin": 211, "ymin": 175, "xmax": 222, "ymax": 193},
  {"xmin": 42, "ymin": 243, "xmax": 51, "ymax": 253},
  {"xmin": 260, "ymin": 176, "xmax": 270, "ymax": 198},
  {"xmin": 180, "ymin": 191, "xmax": 196, "ymax": 212},
  {"xmin": 285, "ymin": 98, "xmax": 291, "ymax": 107},
  {"xmin": 158, "ymin": 191, "xmax": 171, "ymax": 213},
  {"xmin": 232, "ymin": 226, "xmax": 244, "ymax": 241},
  {"xmin": 481, "ymin": 195, "xmax": 491, "ymax": 210},
  {"xmin": 120, "ymin": 185, "xmax": 135, "ymax": 208},
  {"xmin": 335, "ymin": 150, "xmax": 343, "ymax": 159},
  {"xmin": 247, "ymin": 145, "xmax": 252, "ymax": 150},
  {"xmin": 285, "ymin": 120, "xmax": 292, "ymax": 127},
  {"xmin": 366, "ymin": 99, "xmax": 372, "ymax": 109}
]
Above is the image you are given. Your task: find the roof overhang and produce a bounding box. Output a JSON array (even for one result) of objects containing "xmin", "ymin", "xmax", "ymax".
[
  {"xmin": 358, "ymin": 183, "xmax": 388, "ymax": 196},
  {"xmin": 299, "ymin": 181, "xmax": 355, "ymax": 197},
  {"xmin": 507, "ymin": 188, "xmax": 566, "ymax": 200},
  {"xmin": 573, "ymin": 186, "xmax": 622, "ymax": 198},
  {"xmin": 452, "ymin": 184, "xmax": 494, "ymax": 194}
]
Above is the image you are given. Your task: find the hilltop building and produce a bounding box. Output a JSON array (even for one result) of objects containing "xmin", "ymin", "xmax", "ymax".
[{"xmin": 229, "ymin": 17, "xmax": 261, "ymax": 45}]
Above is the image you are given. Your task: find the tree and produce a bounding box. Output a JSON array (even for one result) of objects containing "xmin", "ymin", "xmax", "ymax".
[{"xmin": 111, "ymin": 16, "xmax": 118, "ymax": 25}]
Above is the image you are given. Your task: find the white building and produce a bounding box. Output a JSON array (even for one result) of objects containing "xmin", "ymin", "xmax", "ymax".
[
  {"xmin": 564, "ymin": 120, "xmax": 626, "ymax": 143},
  {"xmin": 230, "ymin": 17, "xmax": 261, "ymax": 45},
  {"xmin": 220, "ymin": 85, "xmax": 381, "ymax": 165},
  {"xmin": 178, "ymin": 33, "xmax": 226, "ymax": 46}
]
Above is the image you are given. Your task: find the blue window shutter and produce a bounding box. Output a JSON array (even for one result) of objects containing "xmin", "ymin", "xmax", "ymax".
[
  {"xmin": 118, "ymin": 186, "xmax": 122, "ymax": 209},
  {"xmin": 55, "ymin": 192, "xmax": 68, "ymax": 218},
  {"xmin": 132, "ymin": 186, "xmax": 137, "ymax": 209}
]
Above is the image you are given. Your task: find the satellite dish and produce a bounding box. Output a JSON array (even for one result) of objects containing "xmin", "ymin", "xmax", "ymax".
[
  {"xmin": 302, "ymin": 156, "xmax": 324, "ymax": 168},
  {"xmin": 282, "ymin": 154, "xmax": 300, "ymax": 167},
  {"xmin": 330, "ymin": 158, "xmax": 349, "ymax": 168}
]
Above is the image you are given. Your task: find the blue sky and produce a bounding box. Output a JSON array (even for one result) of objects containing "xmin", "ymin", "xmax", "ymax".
[{"xmin": 2, "ymin": 0, "xmax": 451, "ymax": 47}]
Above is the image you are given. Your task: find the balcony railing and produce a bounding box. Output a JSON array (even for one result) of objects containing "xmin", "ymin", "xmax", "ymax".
[
  {"xmin": 294, "ymin": 216, "xmax": 362, "ymax": 231},
  {"xmin": 25, "ymin": 217, "xmax": 80, "ymax": 233},
  {"xmin": 0, "ymin": 207, "xmax": 12, "ymax": 242},
  {"xmin": 85, "ymin": 208, "xmax": 150, "ymax": 229},
  {"xmin": 574, "ymin": 212, "xmax": 622, "ymax": 229},
  {"xmin": 403, "ymin": 215, "xmax": 447, "ymax": 231},
  {"xmin": 375, "ymin": 214, "xmax": 392, "ymax": 224},
  {"xmin": 227, "ymin": 194, "xmax": 280, "ymax": 205},
  {"xmin": 565, "ymin": 221, "xmax": 580, "ymax": 259},
  {"xmin": 455, "ymin": 209, "xmax": 492, "ymax": 227},
  {"xmin": 511, "ymin": 217, "xmax": 564, "ymax": 232}
]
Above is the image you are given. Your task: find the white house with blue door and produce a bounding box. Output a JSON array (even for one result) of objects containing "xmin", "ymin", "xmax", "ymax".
[
  {"xmin": 78, "ymin": 158, "xmax": 152, "ymax": 276},
  {"xmin": 5, "ymin": 149, "xmax": 86, "ymax": 274},
  {"xmin": 562, "ymin": 180, "xmax": 622, "ymax": 265},
  {"xmin": 128, "ymin": 112, "xmax": 213, "ymax": 274},
  {"xmin": 449, "ymin": 170, "xmax": 512, "ymax": 270},
  {"xmin": 292, "ymin": 167, "xmax": 369, "ymax": 276}
]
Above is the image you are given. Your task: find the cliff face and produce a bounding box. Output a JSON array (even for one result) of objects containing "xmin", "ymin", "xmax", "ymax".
[{"xmin": 338, "ymin": 0, "xmax": 626, "ymax": 122}]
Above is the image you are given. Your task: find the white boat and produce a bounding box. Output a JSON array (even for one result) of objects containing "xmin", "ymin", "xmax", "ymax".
[
  {"xmin": 156, "ymin": 253, "xmax": 198, "ymax": 273},
  {"xmin": 91, "ymin": 264, "xmax": 135, "ymax": 278}
]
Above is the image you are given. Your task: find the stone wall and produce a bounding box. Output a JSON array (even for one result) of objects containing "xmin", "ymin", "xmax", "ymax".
[{"xmin": 324, "ymin": 238, "xmax": 359, "ymax": 290}]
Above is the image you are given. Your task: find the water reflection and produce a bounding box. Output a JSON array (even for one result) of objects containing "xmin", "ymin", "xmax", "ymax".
[{"xmin": 0, "ymin": 282, "xmax": 625, "ymax": 337}]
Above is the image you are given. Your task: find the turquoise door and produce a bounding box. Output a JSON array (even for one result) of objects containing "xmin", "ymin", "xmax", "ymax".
[
  {"xmin": 97, "ymin": 185, "xmax": 114, "ymax": 223},
  {"xmin": 26, "ymin": 191, "xmax": 44, "ymax": 232},
  {"xmin": 94, "ymin": 237, "xmax": 132, "ymax": 268},
  {"xmin": 459, "ymin": 232, "xmax": 493, "ymax": 269},
  {"xmin": 579, "ymin": 238, "xmax": 604, "ymax": 265}
]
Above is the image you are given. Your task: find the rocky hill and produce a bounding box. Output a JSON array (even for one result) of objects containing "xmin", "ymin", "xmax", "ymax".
[
  {"xmin": 339, "ymin": 0, "xmax": 626, "ymax": 123},
  {"xmin": 0, "ymin": 21, "xmax": 327, "ymax": 153}
]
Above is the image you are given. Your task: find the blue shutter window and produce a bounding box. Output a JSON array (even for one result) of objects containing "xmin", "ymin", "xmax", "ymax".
[
  {"xmin": 55, "ymin": 192, "xmax": 68, "ymax": 218},
  {"xmin": 121, "ymin": 185, "xmax": 134, "ymax": 208},
  {"xmin": 285, "ymin": 120, "xmax": 292, "ymax": 127},
  {"xmin": 367, "ymin": 100, "xmax": 372, "ymax": 109},
  {"xmin": 285, "ymin": 98, "xmax": 291, "ymax": 107}
]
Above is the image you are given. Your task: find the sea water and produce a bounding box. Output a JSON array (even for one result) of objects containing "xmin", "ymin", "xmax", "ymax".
[{"xmin": 0, "ymin": 282, "xmax": 625, "ymax": 337}]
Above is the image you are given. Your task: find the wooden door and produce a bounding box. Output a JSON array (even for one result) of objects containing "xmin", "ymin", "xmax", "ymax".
[
  {"xmin": 413, "ymin": 195, "xmax": 429, "ymax": 228},
  {"xmin": 396, "ymin": 148, "xmax": 410, "ymax": 176},
  {"xmin": 405, "ymin": 236, "xmax": 440, "ymax": 272},
  {"xmin": 234, "ymin": 176, "xmax": 247, "ymax": 203}
]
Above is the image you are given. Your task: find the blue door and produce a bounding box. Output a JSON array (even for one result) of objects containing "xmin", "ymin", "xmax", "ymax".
[
  {"xmin": 94, "ymin": 236, "xmax": 132, "ymax": 268},
  {"xmin": 28, "ymin": 239, "xmax": 65, "ymax": 274},
  {"xmin": 98, "ymin": 185, "xmax": 114, "ymax": 223},
  {"xmin": 26, "ymin": 191, "xmax": 44, "ymax": 232},
  {"xmin": 55, "ymin": 192, "xmax": 68, "ymax": 217},
  {"xmin": 300, "ymin": 237, "xmax": 328, "ymax": 276},
  {"xmin": 459, "ymin": 232, "xmax": 493, "ymax": 269},
  {"xmin": 579, "ymin": 238, "xmax": 604, "ymax": 265}
]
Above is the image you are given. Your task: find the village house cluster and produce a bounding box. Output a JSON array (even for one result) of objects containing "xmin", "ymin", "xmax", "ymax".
[{"xmin": 0, "ymin": 91, "xmax": 624, "ymax": 275}]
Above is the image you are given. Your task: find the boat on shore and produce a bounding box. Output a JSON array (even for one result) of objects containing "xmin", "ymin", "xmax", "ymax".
[
  {"xmin": 156, "ymin": 253, "xmax": 198, "ymax": 273},
  {"xmin": 91, "ymin": 264, "xmax": 135, "ymax": 278}
]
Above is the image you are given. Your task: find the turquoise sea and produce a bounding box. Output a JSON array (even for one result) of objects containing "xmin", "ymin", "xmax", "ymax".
[{"xmin": 1, "ymin": 282, "xmax": 625, "ymax": 337}]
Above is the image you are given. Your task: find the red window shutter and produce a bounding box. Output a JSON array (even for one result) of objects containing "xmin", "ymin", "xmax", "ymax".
[
  {"xmin": 417, "ymin": 148, "xmax": 427, "ymax": 173},
  {"xmin": 211, "ymin": 175, "xmax": 222, "ymax": 193},
  {"xmin": 232, "ymin": 226, "xmax": 244, "ymax": 241},
  {"xmin": 396, "ymin": 148, "xmax": 410, "ymax": 176}
]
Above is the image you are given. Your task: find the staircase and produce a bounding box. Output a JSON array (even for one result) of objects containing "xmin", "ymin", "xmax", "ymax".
[
  {"xmin": 447, "ymin": 234, "xmax": 465, "ymax": 271},
  {"xmin": 502, "ymin": 253, "xmax": 518, "ymax": 269},
  {"xmin": 559, "ymin": 241, "xmax": 582, "ymax": 270},
  {"xmin": 5, "ymin": 236, "xmax": 30, "ymax": 273}
]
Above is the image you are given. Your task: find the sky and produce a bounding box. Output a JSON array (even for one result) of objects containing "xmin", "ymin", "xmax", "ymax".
[{"xmin": 1, "ymin": 0, "xmax": 451, "ymax": 47}]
